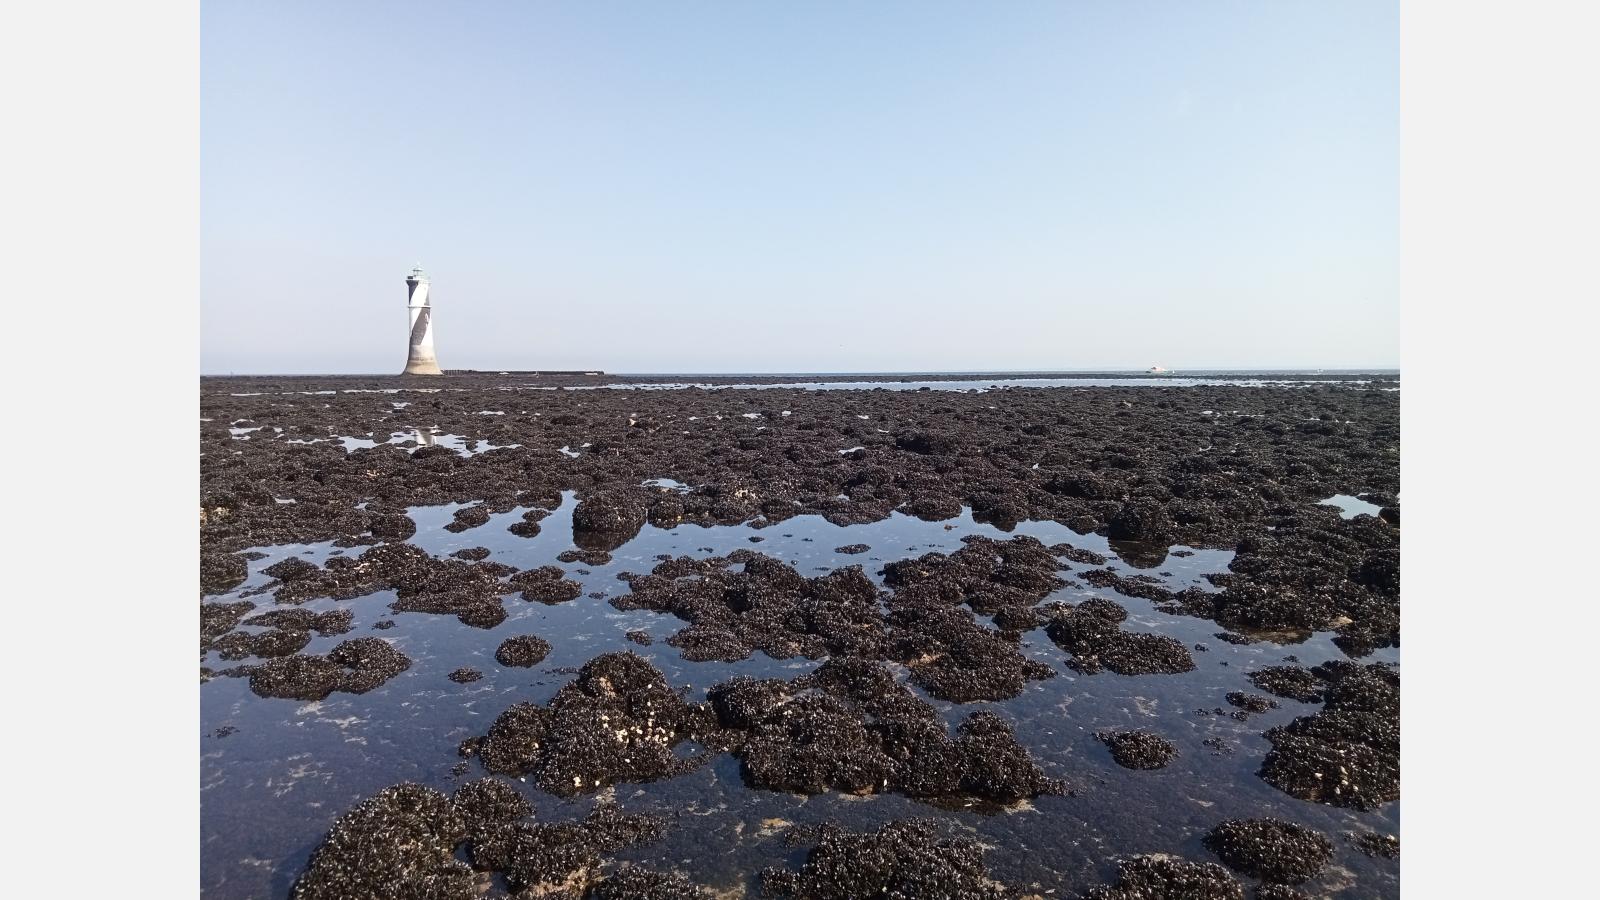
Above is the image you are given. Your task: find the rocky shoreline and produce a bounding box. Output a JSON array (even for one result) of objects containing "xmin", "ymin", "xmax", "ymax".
[{"xmin": 200, "ymin": 373, "xmax": 1399, "ymax": 899}]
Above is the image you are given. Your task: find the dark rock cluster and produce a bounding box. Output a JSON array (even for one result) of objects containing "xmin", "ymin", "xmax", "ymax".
[
  {"xmin": 1259, "ymin": 661, "xmax": 1400, "ymax": 809},
  {"xmin": 588, "ymin": 865, "xmax": 711, "ymax": 900},
  {"xmin": 201, "ymin": 551, "xmax": 249, "ymax": 595},
  {"xmin": 461, "ymin": 652, "xmax": 715, "ymax": 797},
  {"xmin": 231, "ymin": 539, "xmax": 594, "ymax": 632},
  {"xmin": 612, "ymin": 551, "xmax": 889, "ymax": 662},
  {"xmin": 462, "ymin": 653, "xmax": 1060, "ymax": 808},
  {"xmin": 210, "ymin": 626, "xmax": 312, "ymax": 660},
  {"xmin": 615, "ymin": 537, "xmax": 1061, "ymax": 702},
  {"xmin": 199, "ymin": 600, "xmax": 256, "ymax": 653},
  {"xmin": 1044, "ymin": 599, "xmax": 1197, "ymax": 675},
  {"xmin": 710, "ymin": 658, "xmax": 1062, "ymax": 805},
  {"xmin": 292, "ymin": 779, "xmax": 668, "ymax": 900},
  {"xmin": 246, "ymin": 637, "xmax": 412, "ymax": 701},
  {"xmin": 260, "ymin": 541, "xmax": 521, "ymax": 629},
  {"xmin": 445, "ymin": 504, "xmax": 491, "ymax": 532},
  {"xmin": 881, "ymin": 534, "xmax": 1064, "ymax": 621},
  {"xmin": 1202, "ymin": 818, "xmax": 1334, "ymax": 884},
  {"xmin": 495, "ymin": 633, "xmax": 552, "ymax": 668},
  {"xmin": 291, "ymin": 783, "xmax": 474, "ymax": 900},
  {"xmin": 1354, "ymin": 831, "xmax": 1400, "ymax": 859},
  {"xmin": 882, "ymin": 535, "xmax": 1067, "ymax": 700},
  {"xmin": 1097, "ymin": 730, "xmax": 1179, "ymax": 770},
  {"xmin": 573, "ymin": 488, "xmax": 650, "ymax": 550},
  {"xmin": 1083, "ymin": 855, "xmax": 1244, "ymax": 900},
  {"xmin": 1255, "ymin": 887, "xmax": 1313, "ymax": 900},
  {"xmin": 1224, "ymin": 691, "xmax": 1279, "ymax": 714},
  {"xmin": 1247, "ymin": 666, "xmax": 1325, "ymax": 704},
  {"xmin": 1203, "ymin": 508, "xmax": 1399, "ymax": 657},
  {"xmin": 242, "ymin": 607, "xmax": 354, "ymax": 635},
  {"xmin": 206, "ymin": 605, "xmax": 359, "ymax": 662},
  {"xmin": 509, "ymin": 565, "xmax": 585, "ymax": 604},
  {"xmin": 762, "ymin": 819, "xmax": 1018, "ymax": 899}
]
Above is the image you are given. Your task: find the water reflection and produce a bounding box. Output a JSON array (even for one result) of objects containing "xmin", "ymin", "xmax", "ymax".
[
  {"xmin": 1107, "ymin": 538, "xmax": 1172, "ymax": 570},
  {"xmin": 1319, "ymin": 494, "xmax": 1385, "ymax": 519}
]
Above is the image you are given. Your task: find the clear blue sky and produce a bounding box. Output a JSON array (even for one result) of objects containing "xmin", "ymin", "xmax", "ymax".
[{"xmin": 202, "ymin": 1, "xmax": 1396, "ymax": 374}]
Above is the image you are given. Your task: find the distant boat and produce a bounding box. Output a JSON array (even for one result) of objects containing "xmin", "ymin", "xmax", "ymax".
[{"xmin": 1148, "ymin": 365, "xmax": 1173, "ymax": 375}]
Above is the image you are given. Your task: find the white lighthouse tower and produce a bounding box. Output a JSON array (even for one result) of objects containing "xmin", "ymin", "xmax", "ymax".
[{"xmin": 402, "ymin": 265, "xmax": 443, "ymax": 375}]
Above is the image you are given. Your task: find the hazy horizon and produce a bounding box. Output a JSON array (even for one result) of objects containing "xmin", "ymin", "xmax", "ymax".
[{"xmin": 202, "ymin": 1, "xmax": 1397, "ymax": 375}]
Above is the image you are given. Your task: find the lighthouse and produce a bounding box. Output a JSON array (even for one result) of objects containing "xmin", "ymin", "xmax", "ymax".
[{"xmin": 402, "ymin": 265, "xmax": 443, "ymax": 375}]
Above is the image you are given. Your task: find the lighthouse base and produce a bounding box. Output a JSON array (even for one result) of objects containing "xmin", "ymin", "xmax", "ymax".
[{"xmin": 402, "ymin": 357, "xmax": 443, "ymax": 375}]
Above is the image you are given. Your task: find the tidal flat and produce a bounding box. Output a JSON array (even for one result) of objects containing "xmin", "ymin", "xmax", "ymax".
[{"xmin": 200, "ymin": 372, "xmax": 1399, "ymax": 899}]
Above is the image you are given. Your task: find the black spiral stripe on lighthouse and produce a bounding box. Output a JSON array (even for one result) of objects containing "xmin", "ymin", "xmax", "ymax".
[{"xmin": 409, "ymin": 307, "xmax": 431, "ymax": 347}]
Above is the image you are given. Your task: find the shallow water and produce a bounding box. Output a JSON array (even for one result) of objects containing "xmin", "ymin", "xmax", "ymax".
[
  {"xmin": 556, "ymin": 377, "xmax": 1389, "ymax": 392},
  {"xmin": 278, "ymin": 430, "xmax": 518, "ymax": 456},
  {"xmin": 201, "ymin": 497, "xmax": 1398, "ymax": 898},
  {"xmin": 218, "ymin": 372, "xmax": 1398, "ymax": 398},
  {"xmin": 1320, "ymin": 494, "xmax": 1386, "ymax": 519}
]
